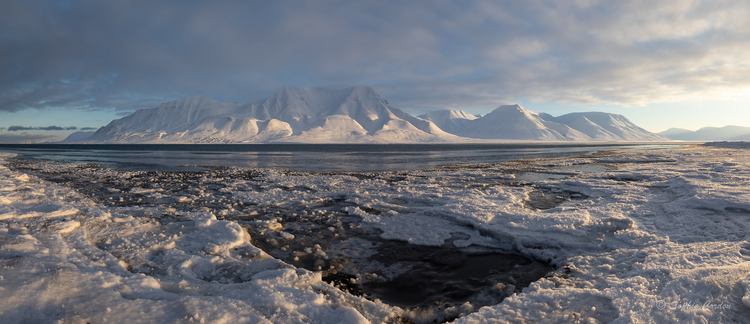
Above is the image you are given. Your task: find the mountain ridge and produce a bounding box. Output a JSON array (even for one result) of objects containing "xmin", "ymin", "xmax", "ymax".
[
  {"xmin": 75, "ymin": 86, "xmax": 669, "ymax": 143},
  {"xmin": 658, "ymin": 125, "xmax": 750, "ymax": 141},
  {"xmin": 418, "ymin": 109, "xmax": 479, "ymax": 134}
]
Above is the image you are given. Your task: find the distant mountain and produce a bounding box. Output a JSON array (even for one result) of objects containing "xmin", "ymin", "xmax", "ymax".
[
  {"xmin": 59, "ymin": 131, "xmax": 96, "ymax": 143},
  {"xmin": 566, "ymin": 116, "xmax": 622, "ymax": 141},
  {"xmin": 83, "ymin": 86, "xmax": 458, "ymax": 144},
  {"xmin": 79, "ymin": 86, "xmax": 669, "ymax": 144},
  {"xmin": 659, "ymin": 128, "xmax": 693, "ymax": 138},
  {"xmin": 418, "ymin": 109, "xmax": 478, "ymax": 134},
  {"xmin": 658, "ymin": 125, "xmax": 750, "ymax": 141},
  {"xmin": 455, "ymin": 105, "xmax": 589, "ymax": 140},
  {"xmin": 420, "ymin": 105, "xmax": 667, "ymax": 141},
  {"xmin": 732, "ymin": 133, "xmax": 750, "ymax": 141},
  {"xmin": 544, "ymin": 112, "xmax": 667, "ymax": 141}
]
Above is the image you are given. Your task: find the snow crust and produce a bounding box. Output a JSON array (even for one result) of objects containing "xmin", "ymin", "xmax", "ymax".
[
  {"xmin": 3, "ymin": 144, "xmax": 750, "ymax": 323},
  {"xmin": 0, "ymin": 152, "xmax": 395, "ymax": 323}
]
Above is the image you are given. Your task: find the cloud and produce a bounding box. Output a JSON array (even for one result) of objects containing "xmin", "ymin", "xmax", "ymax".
[
  {"xmin": 8, "ymin": 126, "xmax": 78, "ymax": 131},
  {"xmin": 2, "ymin": 0, "xmax": 750, "ymax": 114},
  {"xmin": 80, "ymin": 127, "xmax": 98, "ymax": 131}
]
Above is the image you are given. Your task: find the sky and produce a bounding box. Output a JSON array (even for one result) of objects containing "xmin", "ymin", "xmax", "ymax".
[{"xmin": 2, "ymin": 0, "xmax": 750, "ymax": 143}]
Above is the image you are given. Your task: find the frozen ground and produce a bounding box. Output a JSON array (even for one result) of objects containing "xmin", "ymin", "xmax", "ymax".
[{"xmin": 2, "ymin": 143, "xmax": 750, "ymax": 323}]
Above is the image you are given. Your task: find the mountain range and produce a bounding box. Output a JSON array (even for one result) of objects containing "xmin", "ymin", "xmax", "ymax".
[
  {"xmin": 658, "ymin": 126, "xmax": 750, "ymax": 141},
  {"xmin": 71, "ymin": 86, "xmax": 668, "ymax": 143}
]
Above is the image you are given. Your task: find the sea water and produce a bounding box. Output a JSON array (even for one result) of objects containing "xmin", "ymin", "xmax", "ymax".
[{"xmin": 0, "ymin": 143, "xmax": 682, "ymax": 172}]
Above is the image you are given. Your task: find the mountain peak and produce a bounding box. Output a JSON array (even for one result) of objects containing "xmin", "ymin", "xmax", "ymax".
[
  {"xmin": 78, "ymin": 85, "xmax": 667, "ymax": 144},
  {"xmin": 157, "ymin": 95, "xmax": 219, "ymax": 109},
  {"xmin": 460, "ymin": 104, "xmax": 570, "ymax": 140},
  {"xmin": 346, "ymin": 85, "xmax": 378, "ymax": 92},
  {"xmin": 659, "ymin": 128, "xmax": 693, "ymax": 137},
  {"xmin": 552, "ymin": 112, "xmax": 667, "ymax": 141},
  {"xmin": 496, "ymin": 104, "xmax": 524, "ymax": 111},
  {"xmin": 491, "ymin": 104, "xmax": 538, "ymax": 116},
  {"xmin": 485, "ymin": 104, "xmax": 537, "ymax": 119}
]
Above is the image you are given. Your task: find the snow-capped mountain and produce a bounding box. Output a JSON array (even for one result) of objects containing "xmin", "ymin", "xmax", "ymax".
[
  {"xmin": 540, "ymin": 112, "xmax": 668, "ymax": 141},
  {"xmin": 565, "ymin": 116, "xmax": 622, "ymax": 141},
  {"xmin": 417, "ymin": 105, "xmax": 665, "ymax": 141},
  {"xmin": 659, "ymin": 125, "xmax": 750, "ymax": 141},
  {"xmin": 79, "ymin": 86, "xmax": 668, "ymax": 143},
  {"xmin": 83, "ymin": 86, "xmax": 457, "ymax": 143},
  {"xmin": 453, "ymin": 105, "xmax": 589, "ymax": 140},
  {"xmin": 658, "ymin": 128, "xmax": 693, "ymax": 138},
  {"xmin": 418, "ymin": 109, "xmax": 479, "ymax": 134}
]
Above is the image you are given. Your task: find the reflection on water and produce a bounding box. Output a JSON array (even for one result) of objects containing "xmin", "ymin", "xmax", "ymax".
[{"xmin": 0, "ymin": 143, "xmax": 684, "ymax": 173}]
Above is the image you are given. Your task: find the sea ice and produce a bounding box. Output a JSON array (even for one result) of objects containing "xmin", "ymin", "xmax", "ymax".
[{"xmin": 2, "ymin": 143, "xmax": 750, "ymax": 323}]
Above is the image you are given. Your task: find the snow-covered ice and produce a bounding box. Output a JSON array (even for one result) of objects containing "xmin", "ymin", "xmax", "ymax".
[
  {"xmin": 2, "ymin": 143, "xmax": 750, "ymax": 323},
  {"xmin": 0, "ymin": 153, "xmax": 394, "ymax": 323}
]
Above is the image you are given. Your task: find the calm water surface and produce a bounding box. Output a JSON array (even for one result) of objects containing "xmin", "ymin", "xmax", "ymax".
[{"xmin": 0, "ymin": 143, "xmax": 682, "ymax": 172}]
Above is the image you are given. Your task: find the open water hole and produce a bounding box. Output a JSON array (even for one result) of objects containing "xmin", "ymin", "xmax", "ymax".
[{"xmin": 240, "ymin": 207, "xmax": 552, "ymax": 323}]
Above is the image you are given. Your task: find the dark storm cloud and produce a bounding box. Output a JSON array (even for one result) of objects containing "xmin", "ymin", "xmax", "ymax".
[
  {"xmin": 2, "ymin": 0, "xmax": 750, "ymax": 114},
  {"xmin": 8, "ymin": 126, "xmax": 78, "ymax": 131}
]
